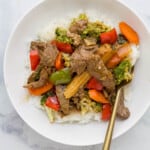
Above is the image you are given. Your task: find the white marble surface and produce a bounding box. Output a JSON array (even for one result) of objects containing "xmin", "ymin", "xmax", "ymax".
[{"xmin": 0, "ymin": 0, "xmax": 150, "ymax": 149}]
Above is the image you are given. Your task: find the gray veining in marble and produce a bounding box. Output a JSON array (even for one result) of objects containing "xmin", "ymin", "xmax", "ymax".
[{"xmin": 0, "ymin": 0, "xmax": 150, "ymax": 150}]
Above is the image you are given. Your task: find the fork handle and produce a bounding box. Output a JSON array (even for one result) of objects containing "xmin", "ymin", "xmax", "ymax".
[{"xmin": 102, "ymin": 88, "xmax": 123, "ymax": 150}]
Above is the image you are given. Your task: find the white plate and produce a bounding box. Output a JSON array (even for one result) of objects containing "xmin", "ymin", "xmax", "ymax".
[{"xmin": 4, "ymin": 0, "xmax": 150, "ymax": 146}]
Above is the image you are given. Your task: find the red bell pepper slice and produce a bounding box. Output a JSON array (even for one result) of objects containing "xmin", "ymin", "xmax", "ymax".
[
  {"xmin": 86, "ymin": 77, "xmax": 103, "ymax": 91},
  {"xmin": 107, "ymin": 44, "xmax": 131, "ymax": 68},
  {"xmin": 101, "ymin": 104, "xmax": 112, "ymax": 121},
  {"xmin": 100, "ymin": 28, "xmax": 117, "ymax": 44},
  {"xmin": 51, "ymin": 40, "xmax": 73, "ymax": 53},
  {"xmin": 45, "ymin": 96, "xmax": 60, "ymax": 111},
  {"xmin": 30, "ymin": 50, "xmax": 40, "ymax": 71}
]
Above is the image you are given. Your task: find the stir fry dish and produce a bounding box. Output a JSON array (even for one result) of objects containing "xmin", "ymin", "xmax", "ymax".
[{"xmin": 24, "ymin": 14, "xmax": 139, "ymax": 123}]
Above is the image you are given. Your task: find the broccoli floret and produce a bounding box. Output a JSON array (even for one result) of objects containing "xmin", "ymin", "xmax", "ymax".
[
  {"xmin": 114, "ymin": 60, "xmax": 132, "ymax": 85},
  {"xmin": 81, "ymin": 21, "xmax": 111, "ymax": 39},
  {"xmin": 78, "ymin": 13, "xmax": 88, "ymax": 20},
  {"xmin": 72, "ymin": 13, "xmax": 88, "ymax": 23},
  {"xmin": 55, "ymin": 27, "xmax": 72, "ymax": 43}
]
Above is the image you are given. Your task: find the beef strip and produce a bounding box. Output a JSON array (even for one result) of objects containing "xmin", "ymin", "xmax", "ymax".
[
  {"xmin": 69, "ymin": 20, "xmax": 88, "ymax": 34},
  {"xmin": 67, "ymin": 31, "xmax": 82, "ymax": 46},
  {"xmin": 117, "ymin": 88, "xmax": 130, "ymax": 119},
  {"xmin": 39, "ymin": 43, "xmax": 58, "ymax": 69},
  {"xmin": 87, "ymin": 54, "xmax": 115, "ymax": 92},
  {"xmin": 56, "ymin": 85, "xmax": 70, "ymax": 115},
  {"xmin": 30, "ymin": 41, "xmax": 46, "ymax": 51},
  {"xmin": 25, "ymin": 43, "xmax": 58, "ymax": 88},
  {"xmin": 27, "ymin": 67, "xmax": 41, "ymax": 84},
  {"xmin": 24, "ymin": 68, "xmax": 48, "ymax": 88},
  {"xmin": 70, "ymin": 49, "xmax": 87, "ymax": 75},
  {"xmin": 70, "ymin": 44, "xmax": 98, "ymax": 75},
  {"xmin": 70, "ymin": 45, "xmax": 115, "ymax": 92}
]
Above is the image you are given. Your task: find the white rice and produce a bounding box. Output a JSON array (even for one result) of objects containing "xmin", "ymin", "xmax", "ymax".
[
  {"xmin": 29, "ymin": 12, "xmax": 139, "ymax": 123},
  {"xmin": 38, "ymin": 9, "xmax": 119, "ymax": 42},
  {"xmin": 55, "ymin": 112, "xmax": 100, "ymax": 124},
  {"xmin": 129, "ymin": 44, "xmax": 140, "ymax": 66}
]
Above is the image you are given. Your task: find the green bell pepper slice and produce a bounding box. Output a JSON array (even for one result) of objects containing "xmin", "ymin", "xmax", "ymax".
[{"xmin": 49, "ymin": 68, "xmax": 71, "ymax": 85}]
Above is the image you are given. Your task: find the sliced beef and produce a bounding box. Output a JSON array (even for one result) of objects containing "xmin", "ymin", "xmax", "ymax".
[
  {"xmin": 27, "ymin": 68, "xmax": 41, "ymax": 84},
  {"xmin": 56, "ymin": 85, "xmax": 70, "ymax": 115},
  {"xmin": 67, "ymin": 32, "xmax": 82, "ymax": 46},
  {"xmin": 25, "ymin": 43, "xmax": 58, "ymax": 88},
  {"xmin": 39, "ymin": 43, "xmax": 58, "ymax": 69},
  {"xmin": 117, "ymin": 88, "xmax": 130, "ymax": 119},
  {"xmin": 70, "ymin": 45, "xmax": 98, "ymax": 75},
  {"xmin": 70, "ymin": 45, "xmax": 115, "ymax": 92},
  {"xmin": 33, "ymin": 43, "xmax": 58, "ymax": 75},
  {"xmin": 69, "ymin": 20, "xmax": 88, "ymax": 34},
  {"xmin": 30, "ymin": 41, "xmax": 46, "ymax": 51},
  {"xmin": 24, "ymin": 68, "xmax": 48, "ymax": 88},
  {"xmin": 87, "ymin": 54, "xmax": 115, "ymax": 92},
  {"xmin": 70, "ymin": 49, "xmax": 87, "ymax": 75}
]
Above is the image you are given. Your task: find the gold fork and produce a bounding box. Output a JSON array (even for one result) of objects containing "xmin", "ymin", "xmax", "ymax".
[
  {"xmin": 102, "ymin": 66, "xmax": 134, "ymax": 150},
  {"xmin": 102, "ymin": 87, "xmax": 123, "ymax": 150}
]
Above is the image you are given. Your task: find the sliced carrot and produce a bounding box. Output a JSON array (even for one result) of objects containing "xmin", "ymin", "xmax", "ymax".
[
  {"xmin": 55, "ymin": 52, "xmax": 64, "ymax": 70},
  {"xmin": 107, "ymin": 44, "xmax": 131, "ymax": 68},
  {"xmin": 119, "ymin": 22, "xmax": 139, "ymax": 45},
  {"xmin": 28, "ymin": 82, "xmax": 53, "ymax": 96},
  {"xmin": 88, "ymin": 89, "xmax": 109, "ymax": 104}
]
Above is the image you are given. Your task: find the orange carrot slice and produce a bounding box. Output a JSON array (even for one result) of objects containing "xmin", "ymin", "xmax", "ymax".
[
  {"xmin": 88, "ymin": 89, "xmax": 109, "ymax": 104},
  {"xmin": 119, "ymin": 22, "xmax": 139, "ymax": 45},
  {"xmin": 55, "ymin": 52, "xmax": 64, "ymax": 70},
  {"xmin": 28, "ymin": 82, "xmax": 53, "ymax": 96}
]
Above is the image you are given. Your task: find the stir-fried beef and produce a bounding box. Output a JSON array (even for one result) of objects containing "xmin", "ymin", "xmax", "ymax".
[
  {"xmin": 39, "ymin": 44, "xmax": 58, "ymax": 69},
  {"xmin": 56, "ymin": 85, "xmax": 70, "ymax": 115},
  {"xmin": 70, "ymin": 44, "xmax": 98, "ymax": 75},
  {"xmin": 67, "ymin": 32, "xmax": 82, "ymax": 46},
  {"xmin": 69, "ymin": 20, "xmax": 88, "ymax": 34},
  {"xmin": 24, "ymin": 13, "xmax": 135, "ymax": 122},
  {"xmin": 70, "ymin": 49, "xmax": 87, "ymax": 75},
  {"xmin": 30, "ymin": 41, "xmax": 46, "ymax": 51},
  {"xmin": 25, "ymin": 43, "xmax": 58, "ymax": 88},
  {"xmin": 117, "ymin": 88, "xmax": 130, "ymax": 119},
  {"xmin": 27, "ymin": 68, "xmax": 41, "ymax": 84},
  {"xmin": 24, "ymin": 68, "xmax": 48, "ymax": 88},
  {"xmin": 87, "ymin": 55, "xmax": 115, "ymax": 92},
  {"xmin": 70, "ymin": 45, "xmax": 115, "ymax": 92}
]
